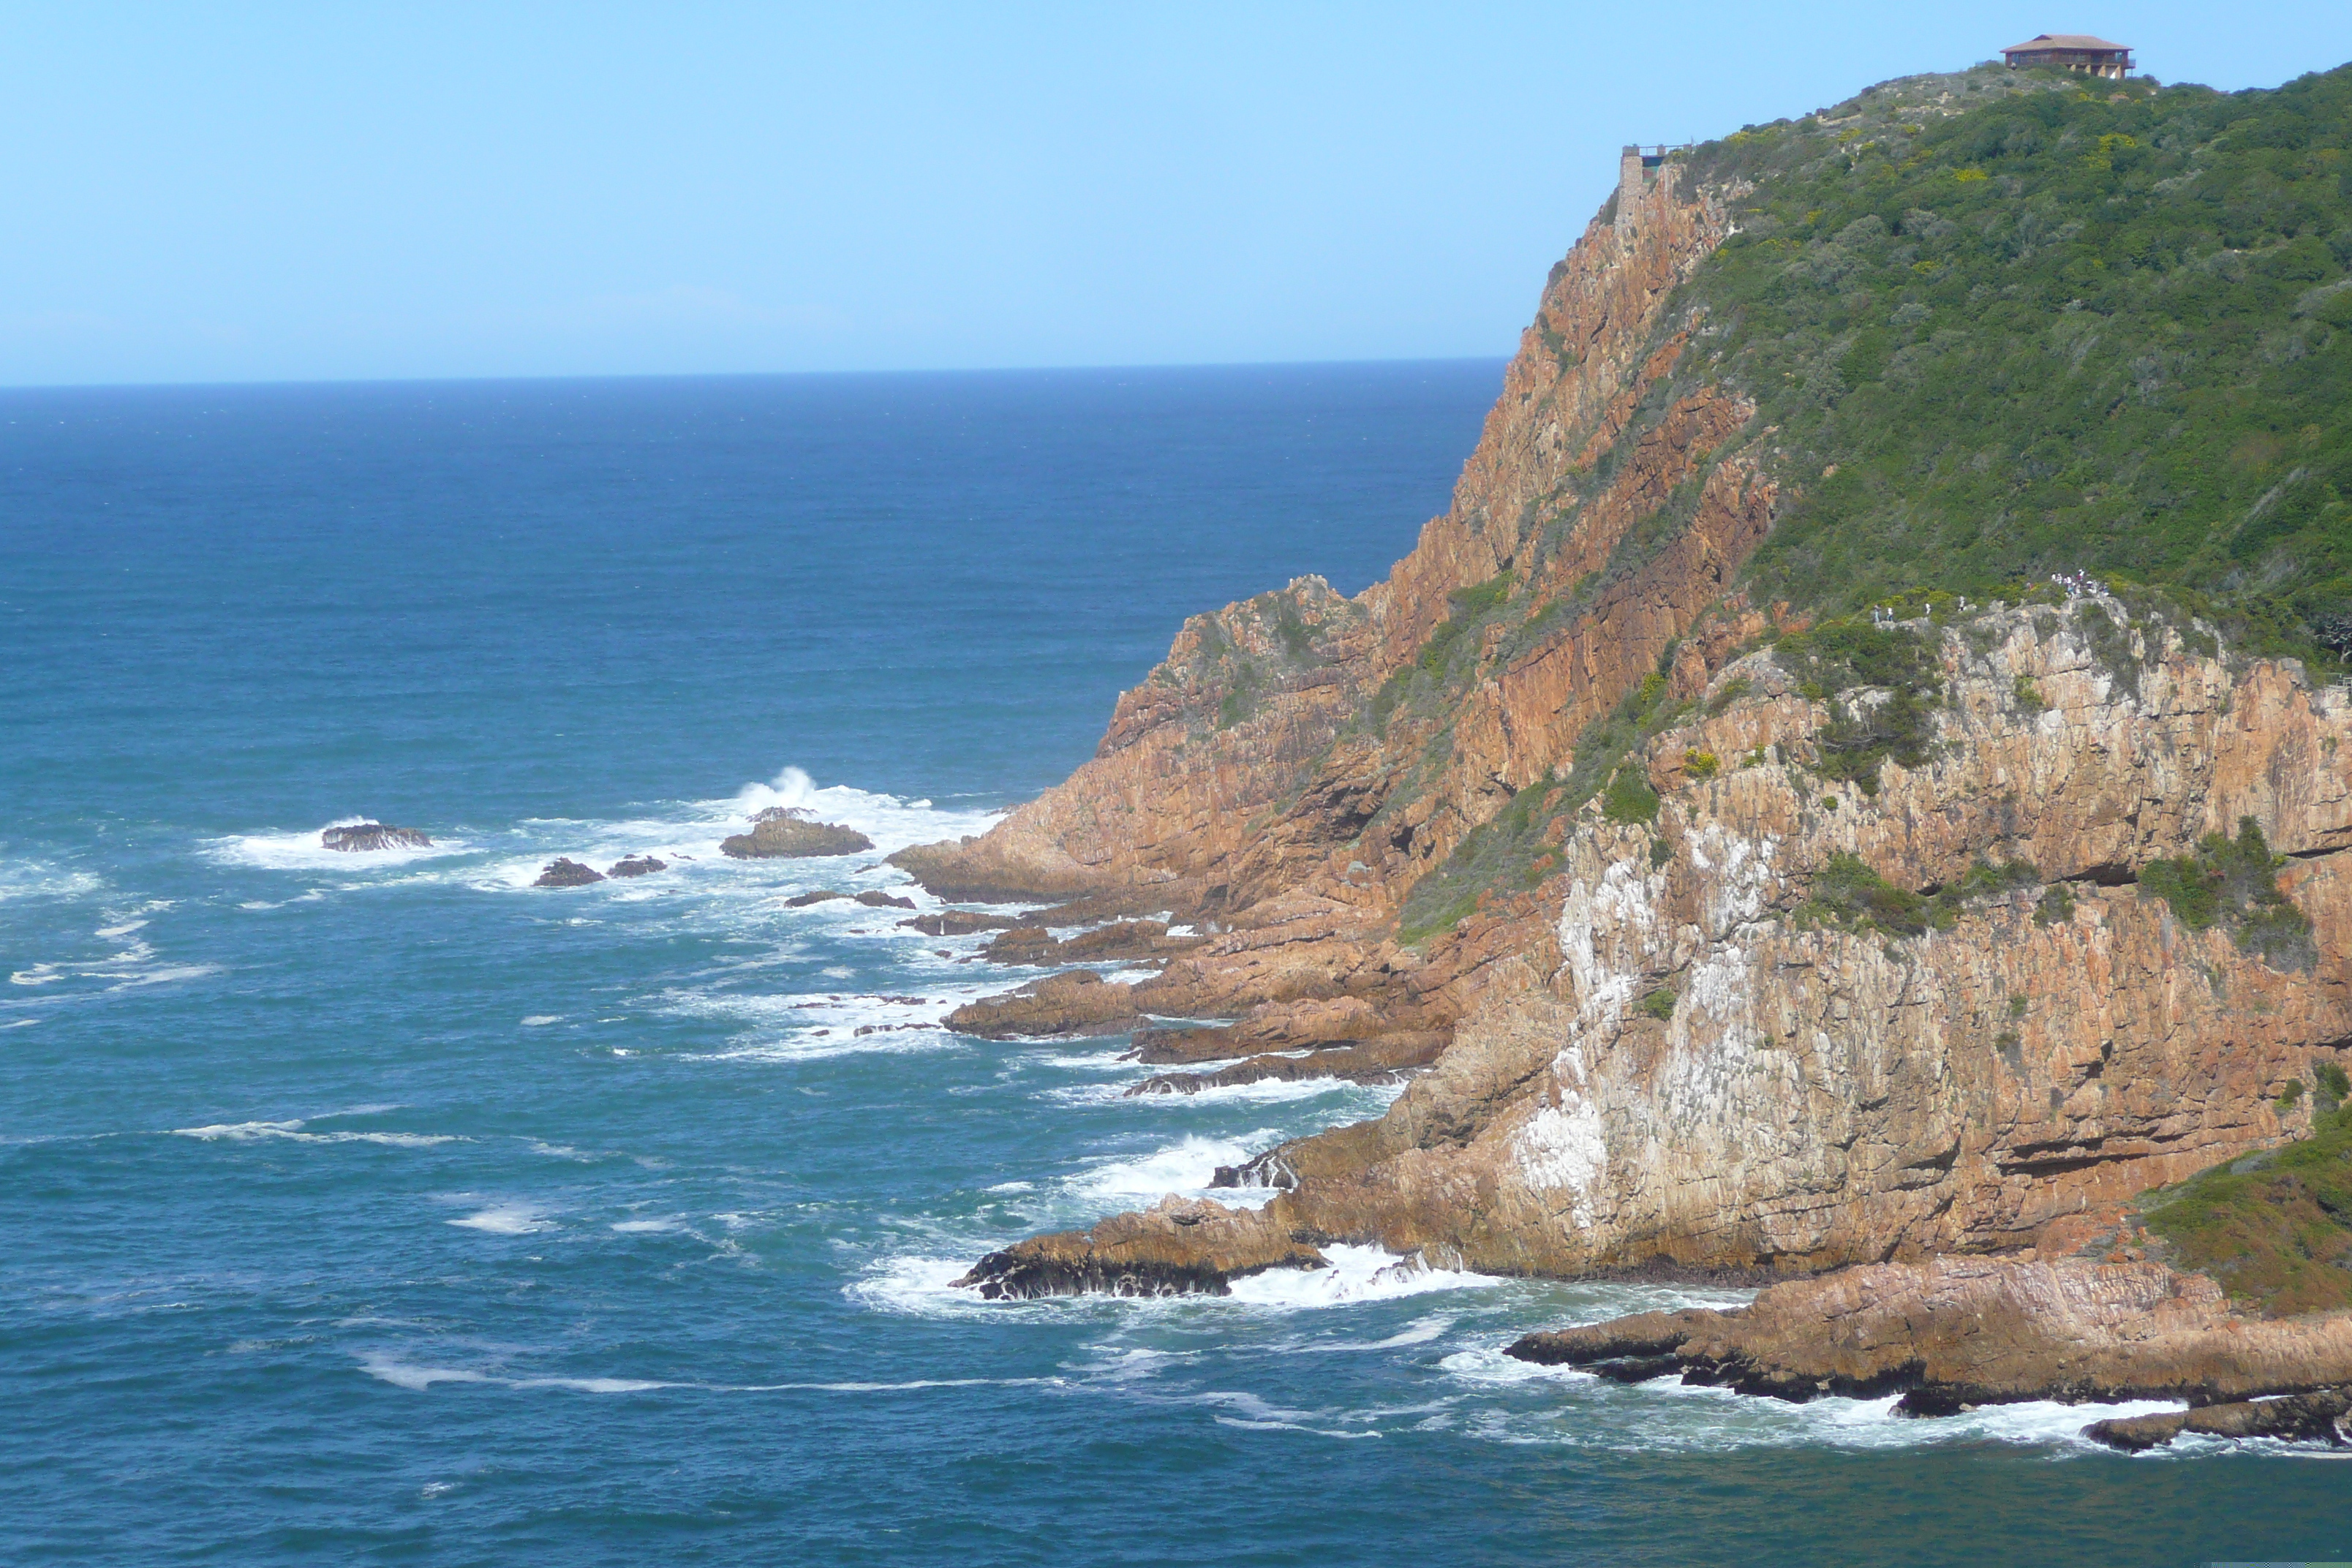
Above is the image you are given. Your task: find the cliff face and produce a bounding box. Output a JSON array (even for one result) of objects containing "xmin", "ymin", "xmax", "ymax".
[
  {"xmin": 901, "ymin": 98, "xmax": 2352, "ymax": 1302},
  {"xmin": 894, "ymin": 159, "xmax": 1756, "ymax": 921},
  {"xmin": 1229, "ymin": 606, "xmax": 2352, "ymax": 1276}
]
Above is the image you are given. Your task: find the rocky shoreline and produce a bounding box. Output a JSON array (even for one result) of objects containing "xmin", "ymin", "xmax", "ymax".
[
  {"xmin": 1504, "ymin": 1255, "xmax": 2352, "ymax": 1447},
  {"xmin": 880, "ymin": 66, "xmax": 2352, "ymax": 1453}
]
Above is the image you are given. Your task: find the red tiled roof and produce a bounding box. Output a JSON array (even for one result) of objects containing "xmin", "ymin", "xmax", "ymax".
[{"xmin": 2002, "ymin": 34, "xmax": 2131, "ymax": 53}]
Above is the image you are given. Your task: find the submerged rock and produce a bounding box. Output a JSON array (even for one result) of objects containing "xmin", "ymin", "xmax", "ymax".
[
  {"xmin": 321, "ymin": 822, "xmax": 432, "ymax": 852},
  {"xmin": 606, "ymin": 855, "xmax": 667, "ymax": 878},
  {"xmin": 720, "ymin": 807, "xmax": 874, "ymax": 859},
  {"xmin": 533, "ymin": 858, "xmax": 605, "ymax": 888},
  {"xmin": 854, "ymin": 890, "xmax": 917, "ymax": 910}
]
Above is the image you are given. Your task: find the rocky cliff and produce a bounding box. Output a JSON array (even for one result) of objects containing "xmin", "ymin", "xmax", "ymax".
[{"xmin": 898, "ymin": 65, "xmax": 2352, "ymax": 1362}]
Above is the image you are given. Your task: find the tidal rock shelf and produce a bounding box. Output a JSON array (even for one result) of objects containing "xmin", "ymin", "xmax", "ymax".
[{"xmin": 1504, "ymin": 1255, "xmax": 2352, "ymax": 1446}]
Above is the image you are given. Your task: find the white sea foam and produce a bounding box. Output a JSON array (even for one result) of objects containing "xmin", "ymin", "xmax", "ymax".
[
  {"xmin": 520, "ymin": 1014, "xmax": 563, "ymax": 1027},
  {"xmin": 358, "ymin": 1351, "xmax": 1057, "ymax": 1398},
  {"xmin": 208, "ymin": 818, "xmax": 467, "ymax": 872},
  {"xmin": 448, "ymin": 1203, "xmax": 549, "ymax": 1234},
  {"xmin": 12, "ymin": 907, "xmax": 219, "ymax": 995},
  {"xmin": 0, "ymin": 861, "xmax": 105, "ymax": 906},
  {"xmin": 1435, "ymin": 1341, "xmax": 2188, "ymax": 1453},
  {"xmin": 668, "ymin": 979, "xmax": 999, "ymax": 1063},
  {"xmin": 170, "ymin": 1117, "xmax": 460, "ymax": 1148},
  {"xmin": 1226, "ymin": 1246, "xmax": 1497, "ymax": 1309},
  {"xmin": 1070, "ymin": 1133, "xmax": 1270, "ymax": 1203}
]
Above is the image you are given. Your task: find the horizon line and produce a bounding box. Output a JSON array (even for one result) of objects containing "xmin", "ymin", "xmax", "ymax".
[{"xmin": 0, "ymin": 353, "xmax": 1516, "ymax": 398}]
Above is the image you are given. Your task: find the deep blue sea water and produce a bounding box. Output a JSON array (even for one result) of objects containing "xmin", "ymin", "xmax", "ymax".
[{"xmin": 3, "ymin": 365, "xmax": 2346, "ymax": 1567}]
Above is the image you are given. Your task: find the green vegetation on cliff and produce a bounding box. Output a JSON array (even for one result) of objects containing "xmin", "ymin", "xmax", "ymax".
[
  {"xmin": 2137, "ymin": 815, "xmax": 2318, "ymax": 969},
  {"xmin": 1681, "ymin": 61, "xmax": 2352, "ymax": 668},
  {"xmin": 2142, "ymin": 1096, "xmax": 2352, "ymax": 1316}
]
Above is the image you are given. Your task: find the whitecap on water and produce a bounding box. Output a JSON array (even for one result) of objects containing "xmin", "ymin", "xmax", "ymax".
[
  {"xmin": 1226, "ymin": 1245, "xmax": 1497, "ymax": 1310},
  {"xmin": 1069, "ymin": 1132, "xmax": 1270, "ymax": 1204},
  {"xmin": 1435, "ymin": 1339, "xmax": 2189, "ymax": 1454},
  {"xmin": 207, "ymin": 819, "xmax": 467, "ymax": 872},
  {"xmin": 170, "ymin": 1117, "xmax": 460, "ymax": 1148},
  {"xmin": 448, "ymin": 1203, "xmax": 549, "ymax": 1234}
]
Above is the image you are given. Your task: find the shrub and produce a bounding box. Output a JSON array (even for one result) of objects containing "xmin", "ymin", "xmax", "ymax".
[
  {"xmin": 2277, "ymin": 1077, "xmax": 2305, "ymax": 1112},
  {"xmin": 1797, "ymin": 854, "xmax": 2039, "ymax": 938},
  {"xmin": 1684, "ymin": 749, "xmax": 1722, "ymax": 779},
  {"xmin": 2140, "ymin": 1100, "xmax": 2352, "ymax": 1315},
  {"xmin": 2320, "ymin": 1060, "xmax": 2351, "ymax": 1112},
  {"xmin": 1602, "ymin": 764, "xmax": 1662, "ymax": 825},
  {"xmin": 2033, "ymin": 883, "xmax": 2076, "ymax": 926},
  {"xmin": 1677, "ymin": 64, "xmax": 2352, "ymax": 674},
  {"xmin": 1638, "ymin": 986, "xmax": 1679, "ymax": 1021},
  {"xmin": 1774, "ymin": 622, "xmax": 1940, "ymax": 793},
  {"xmin": 2137, "ymin": 817, "xmax": 2316, "ymax": 969},
  {"xmin": 2013, "ymin": 674, "xmax": 2046, "ymax": 712}
]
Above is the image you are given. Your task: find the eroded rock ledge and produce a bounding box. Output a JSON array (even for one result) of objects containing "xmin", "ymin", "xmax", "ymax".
[
  {"xmin": 1504, "ymin": 1256, "xmax": 2352, "ymax": 1433},
  {"xmin": 953, "ymin": 1197, "xmax": 1329, "ymax": 1299}
]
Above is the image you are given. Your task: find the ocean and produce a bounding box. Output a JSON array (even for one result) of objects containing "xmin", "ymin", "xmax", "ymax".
[{"xmin": 3, "ymin": 366, "xmax": 2343, "ymax": 1566}]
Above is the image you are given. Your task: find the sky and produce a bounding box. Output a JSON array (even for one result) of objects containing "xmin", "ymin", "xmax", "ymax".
[{"xmin": 4, "ymin": 1, "xmax": 2350, "ymax": 387}]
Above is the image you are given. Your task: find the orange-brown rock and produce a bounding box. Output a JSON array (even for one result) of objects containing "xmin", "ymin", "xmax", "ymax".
[
  {"xmin": 981, "ymin": 919, "xmax": 1199, "ymax": 968},
  {"xmin": 1506, "ymin": 1254, "xmax": 2352, "ymax": 1413},
  {"xmin": 892, "ymin": 161, "xmax": 1752, "ymax": 923},
  {"xmin": 954, "ymin": 1196, "xmax": 1327, "ymax": 1299},
  {"xmin": 908, "ymin": 136, "xmax": 2352, "ymax": 1313},
  {"xmin": 1214, "ymin": 606, "xmax": 2352, "ymax": 1278},
  {"xmin": 1126, "ymin": 1033, "xmax": 1450, "ymax": 1096},
  {"xmin": 2086, "ymin": 1390, "xmax": 2351, "ymax": 1450},
  {"xmin": 942, "ymin": 970, "xmax": 1139, "ymax": 1040}
]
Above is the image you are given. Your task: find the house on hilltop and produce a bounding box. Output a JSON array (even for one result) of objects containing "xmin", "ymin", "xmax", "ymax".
[{"xmin": 2002, "ymin": 34, "xmax": 2134, "ymax": 78}]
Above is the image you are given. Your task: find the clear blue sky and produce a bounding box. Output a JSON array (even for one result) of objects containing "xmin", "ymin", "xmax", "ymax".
[{"xmin": 5, "ymin": 1, "xmax": 2348, "ymax": 386}]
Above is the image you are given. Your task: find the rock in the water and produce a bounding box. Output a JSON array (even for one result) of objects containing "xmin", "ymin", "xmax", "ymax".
[
  {"xmin": 982, "ymin": 920, "xmax": 1191, "ymax": 968},
  {"xmin": 606, "ymin": 855, "xmax": 667, "ymax": 878},
  {"xmin": 534, "ymin": 858, "xmax": 605, "ymax": 888},
  {"xmin": 2084, "ymin": 1388, "xmax": 2352, "ymax": 1450},
  {"xmin": 785, "ymin": 890, "xmax": 848, "ymax": 907},
  {"xmin": 898, "ymin": 910, "xmax": 1018, "ymax": 936},
  {"xmin": 944, "ymin": 970, "xmax": 1141, "ymax": 1039},
  {"xmin": 1128, "ymin": 1032, "xmax": 1447, "ymax": 1096},
  {"xmin": 1504, "ymin": 1256, "xmax": 2352, "ymax": 1412},
  {"xmin": 720, "ymin": 807, "xmax": 874, "ymax": 859},
  {"xmin": 954, "ymin": 1196, "xmax": 1327, "ymax": 1299},
  {"xmin": 321, "ymin": 822, "xmax": 432, "ymax": 852},
  {"xmin": 854, "ymin": 890, "xmax": 917, "ymax": 910}
]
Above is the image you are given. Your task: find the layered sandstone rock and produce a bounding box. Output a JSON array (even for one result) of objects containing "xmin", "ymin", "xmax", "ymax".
[
  {"xmin": 912, "ymin": 132, "xmax": 2352, "ymax": 1314},
  {"xmin": 1504, "ymin": 1255, "xmax": 2352, "ymax": 1411},
  {"xmin": 2087, "ymin": 1389, "xmax": 2351, "ymax": 1450},
  {"xmin": 943, "ymin": 970, "xmax": 1141, "ymax": 1041},
  {"xmin": 954, "ymin": 1196, "xmax": 1329, "ymax": 1299}
]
